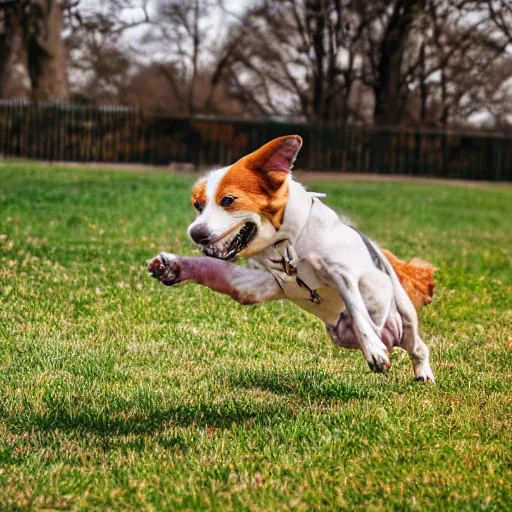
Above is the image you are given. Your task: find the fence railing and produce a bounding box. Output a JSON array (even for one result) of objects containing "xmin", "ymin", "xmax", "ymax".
[{"xmin": 0, "ymin": 100, "xmax": 511, "ymax": 180}]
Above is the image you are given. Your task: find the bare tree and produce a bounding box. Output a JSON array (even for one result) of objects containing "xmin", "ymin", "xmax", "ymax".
[
  {"xmin": 63, "ymin": 0, "xmax": 149, "ymax": 103},
  {"xmin": 0, "ymin": 1, "xmax": 23, "ymax": 97},
  {"xmin": 0, "ymin": 0, "xmax": 69, "ymax": 100},
  {"xmin": 401, "ymin": 0, "xmax": 512, "ymax": 127},
  {"xmin": 3, "ymin": 0, "xmax": 511, "ymax": 129},
  {"xmin": 142, "ymin": 0, "xmax": 216, "ymax": 115},
  {"xmin": 361, "ymin": 0, "xmax": 426, "ymax": 126},
  {"xmin": 485, "ymin": 0, "xmax": 512, "ymax": 45},
  {"xmin": 220, "ymin": 0, "xmax": 434, "ymax": 124},
  {"xmin": 218, "ymin": 0, "xmax": 376, "ymax": 122}
]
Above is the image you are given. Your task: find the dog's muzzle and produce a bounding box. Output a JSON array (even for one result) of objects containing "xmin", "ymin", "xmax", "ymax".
[{"xmin": 199, "ymin": 221, "xmax": 257, "ymax": 261}]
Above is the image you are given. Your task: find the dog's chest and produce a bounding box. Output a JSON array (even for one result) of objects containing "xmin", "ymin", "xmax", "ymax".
[{"xmin": 252, "ymin": 250, "xmax": 346, "ymax": 325}]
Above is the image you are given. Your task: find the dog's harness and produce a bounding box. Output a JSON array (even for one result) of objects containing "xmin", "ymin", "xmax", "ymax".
[
  {"xmin": 272, "ymin": 196, "xmax": 324, "ymax": 304},
  {"xmin": 273, "ymin": 239, "xmax": 323, "ymax": 304},
  {"xmin": 271, "ymin": 197, "xmax": 390, "ymax": 305}
]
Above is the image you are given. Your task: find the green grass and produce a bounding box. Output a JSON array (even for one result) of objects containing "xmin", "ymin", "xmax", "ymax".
[{"xmin": 0, "ymin": 162, "xmax": 511, "ymax": 511}]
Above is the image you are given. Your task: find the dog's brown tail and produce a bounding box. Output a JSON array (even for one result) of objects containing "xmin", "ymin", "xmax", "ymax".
[{"xmin": 382, "ymin": 249, "xmax": 436, "ymax": 310}]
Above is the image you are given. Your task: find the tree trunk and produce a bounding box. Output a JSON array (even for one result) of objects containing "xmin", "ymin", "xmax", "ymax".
[
  {"xmin": 308, "ymin": 0, "xmax": 326, "ymax": 121},
  {"xmin": 0, "ymin": 0, "xmax": 69, "ymax": 100},
  {"xmin": 188, "ymin": 0, "xmax": 200, "ymax": 115},
  {"xmin": 26, "ymin": 0, "xmax": 69, "ymax": 101},
  {"xmin": 419, "ymin": 41, "xmax": 428, "ymax": 122},
  {"xmin": 0, "ymin": 6, "xmax": 25, "ymax": 97},
  {"xmin": 374, "ymin": 0, "xmax": 425, "ymax": 126}
]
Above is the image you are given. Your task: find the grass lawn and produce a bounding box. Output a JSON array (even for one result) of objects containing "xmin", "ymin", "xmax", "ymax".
[{"xmin": 0, "ymin": 162, "xmax": 511, "ymax": 511}]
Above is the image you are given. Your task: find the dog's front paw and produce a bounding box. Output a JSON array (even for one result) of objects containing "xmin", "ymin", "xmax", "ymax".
[
  {"xmin": 147, "ymin": 252, "xmax": 181, "ymax": 286},
  {"xmin": 365, "ymin": 343, "xmax": 391, "ymax": 374}
]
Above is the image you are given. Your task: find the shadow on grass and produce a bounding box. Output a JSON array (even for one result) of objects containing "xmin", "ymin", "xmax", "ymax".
[
  {"xmin": 223, "ymin": 367, "xmax": 369, "ymax": 402},
  {"xmin": 4, "ymin": 400, "xmax": 295, "ymax": 438},
  {"xmin": 3, "ymin": 369, "xmax": 369, "ymax": 441}
]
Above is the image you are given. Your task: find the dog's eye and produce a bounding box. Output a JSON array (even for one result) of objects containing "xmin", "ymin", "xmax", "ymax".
[
  {"xmin": 193, "ymin": 200, "xmax": 204, "ymax": 212},
  {"xmin": 220, "ymin": 196, "xmax": 236, "ymax": 207}
]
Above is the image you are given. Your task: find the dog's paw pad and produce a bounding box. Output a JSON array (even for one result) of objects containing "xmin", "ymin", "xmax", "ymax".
[{"xmin": 147, "ymin": 252, "xmax": 181, "ymax": 285}]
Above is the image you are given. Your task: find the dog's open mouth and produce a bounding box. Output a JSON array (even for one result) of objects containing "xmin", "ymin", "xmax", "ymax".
[{"xmin": 201, "ymin": 221, "xmax": 257, "ymax": 260}]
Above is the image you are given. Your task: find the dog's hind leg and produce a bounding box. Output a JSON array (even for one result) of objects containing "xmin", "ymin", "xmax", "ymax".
[
  {"xmin": 397, "ymin": 297, "xmax": 435, "ymax": 382},
  {"xmin": 384, "ymin": 268, "xmax": 435, "ymax": 382},
  {"xmin": 360, "ymin": 244, "xmax": 435, "ymax": 382},
  {"xmin": 147, "ymin": 252, "xmax": 284, "ymax": 305}
]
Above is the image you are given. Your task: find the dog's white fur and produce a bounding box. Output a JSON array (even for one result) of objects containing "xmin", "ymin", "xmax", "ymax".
[{"xmin": 149, "ymin": 168, "xmax": 434, "ymax": 381}]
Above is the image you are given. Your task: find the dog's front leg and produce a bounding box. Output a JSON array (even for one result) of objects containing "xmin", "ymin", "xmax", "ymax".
[
  {"xmin": 147, "ymin": 252, "xmax": 284, "ymax": 305},
  {"xmin": 312, "ymin": 258, "xmax": 391, "ymax": 373}
]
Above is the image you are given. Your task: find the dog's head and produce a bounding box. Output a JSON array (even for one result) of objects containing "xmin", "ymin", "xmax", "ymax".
[{"xmin": 187, "ymin": 135, "xmax": 302, "ymax": 260}]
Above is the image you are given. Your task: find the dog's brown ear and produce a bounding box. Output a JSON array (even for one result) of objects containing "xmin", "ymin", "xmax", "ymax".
[{"xmin": 245, "ymin": 135, "xmax": 302, "ymax": 187}]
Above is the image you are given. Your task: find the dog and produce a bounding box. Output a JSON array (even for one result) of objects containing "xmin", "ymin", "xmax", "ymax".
[{"xmin": 147, "ymin": 135, "xmax": 435, "ymax": 381}]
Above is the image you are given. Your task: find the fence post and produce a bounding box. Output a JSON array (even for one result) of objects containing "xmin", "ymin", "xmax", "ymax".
[{"xmin": 492, "ymin": 136, "xmax": 502, "ymax": 181}]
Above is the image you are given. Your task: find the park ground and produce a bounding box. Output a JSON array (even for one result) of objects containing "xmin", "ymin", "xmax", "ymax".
[{"xmin": 0, "ymin": 162, "xmax": 511, "ymax": 510}]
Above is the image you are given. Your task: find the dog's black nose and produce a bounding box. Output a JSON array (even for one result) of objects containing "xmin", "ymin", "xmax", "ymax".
[{"xmin": 189, "ymin": 224, "xmax": 213, "ymax": 245}]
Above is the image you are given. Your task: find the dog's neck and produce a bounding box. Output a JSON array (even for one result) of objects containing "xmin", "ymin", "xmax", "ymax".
[{"xmin": 272, "ymin": 178, "xmax": 317, "ymax": 245}]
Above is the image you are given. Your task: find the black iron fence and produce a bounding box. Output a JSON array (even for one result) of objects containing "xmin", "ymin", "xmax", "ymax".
[{"xmin": 0, "ymin": 100, "xmax": 511, "ymax": 180}]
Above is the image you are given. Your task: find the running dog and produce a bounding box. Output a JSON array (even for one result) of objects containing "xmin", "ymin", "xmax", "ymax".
[{"xmin": 147, "ymin": 136, "xmax": 436, "ymax": 381}]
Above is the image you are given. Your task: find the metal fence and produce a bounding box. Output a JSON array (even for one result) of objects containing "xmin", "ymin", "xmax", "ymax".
[{"xmin": 1, "ymin": 100, "xmax": 511, "ymax": 180}]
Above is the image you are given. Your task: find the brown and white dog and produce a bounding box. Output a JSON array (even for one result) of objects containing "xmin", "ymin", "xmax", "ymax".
[{"xmin": 148, "ymin": 136, "xmax": 436, "ymax": 381}]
